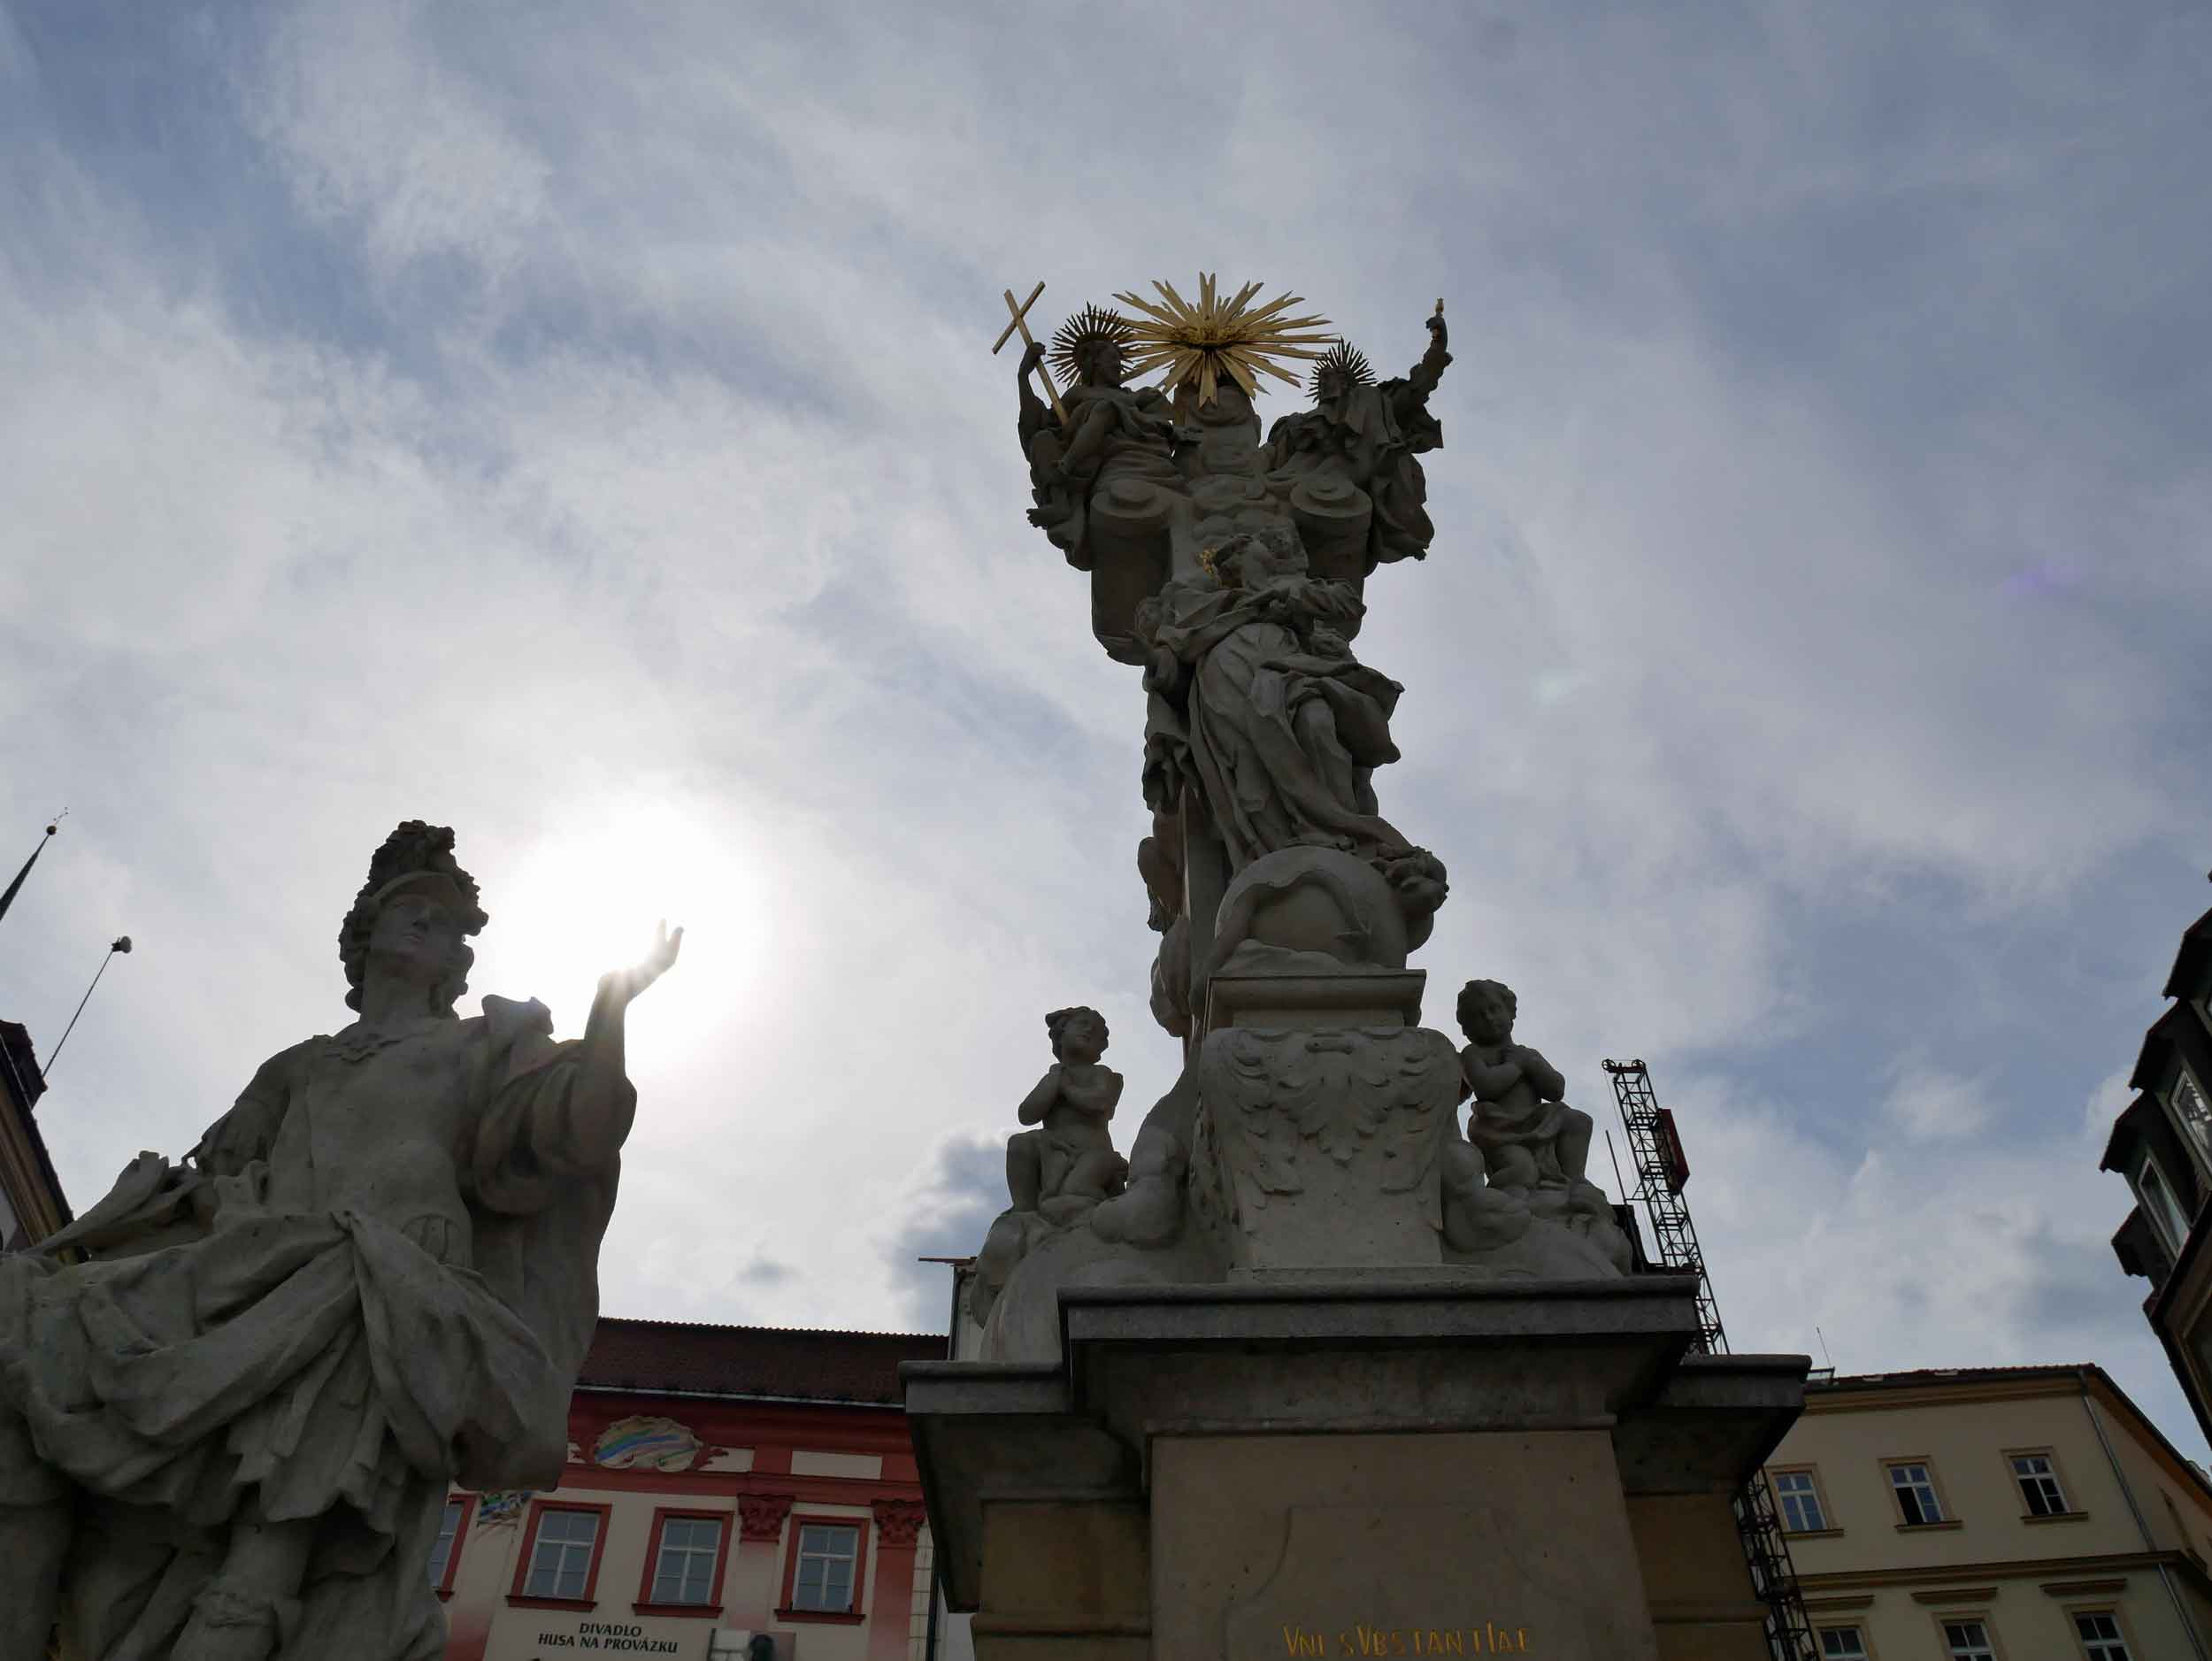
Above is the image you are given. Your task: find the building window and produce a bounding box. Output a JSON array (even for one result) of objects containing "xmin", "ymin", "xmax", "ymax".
[
  {"xmin": 515, "ymin": 1505, "xmax": 606, "ymax": 1603},
  {"xmin": 1771, "ymin": 1469, "xmax": 1828, "ymax": 1533},
  {"xmin": 2138, "ymin": 1157, "xmax": 2193, "ymax": 1254},
  {"xmin": 1817, "ymin": 1628, "xmax": 1869, "ymax": 1659},
  {"xmin": 647, "ymin": 1513, "xmax": 725, "ymax": 1608},
  {"xmin": 2008, "ymin": 1450, "xmax": 2070, "ymax": 1516},
  {"xmin": 427, "ymin": 1496, "xmax": 471, "ymax": 1594},
  {"xmin": 784, "ymin": 1519, "xmax": 864, "ymax": 1616},
  {"xmin": 1886, "ymin": 1462, "xmax": 1945, "ymax": 1526},
  {"xmin": 1941, "ymin": 1619, "xmax": 1995, "ymax": 1660},
  {"xmin": 2174, "ymin": 1069, "xmax": 2212, "ymax": 1163},
  {"xmin": 2073, "ymin": 1611, "xmax": 2131, "ymax": 1660}
]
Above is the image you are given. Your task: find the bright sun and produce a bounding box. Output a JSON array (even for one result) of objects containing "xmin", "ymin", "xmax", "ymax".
[{"xmin": 481, "ymin": 796, "xmax": 758, "ymax": 1047}]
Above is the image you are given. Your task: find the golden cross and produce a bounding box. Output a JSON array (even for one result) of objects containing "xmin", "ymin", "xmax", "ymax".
[{"xmin": 992, "ymin": 280, "xmax": 1069, "ymax": 424}]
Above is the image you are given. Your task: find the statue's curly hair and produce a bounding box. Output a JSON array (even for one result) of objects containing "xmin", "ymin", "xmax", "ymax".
[
  {"xmin": 337, "ymin": 820, "xmax": 488, "ymax": 1013},
  {"xmin": 1455, "ymin": 977, "xmax": 1517, "ymax": 1036},
  {"xmin": 1045, "ymin": 1005, "xmax": 1108, "ymax": 1059}
]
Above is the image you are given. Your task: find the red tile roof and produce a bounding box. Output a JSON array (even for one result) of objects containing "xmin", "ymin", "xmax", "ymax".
[{"xmin": 577, "ymin": 1317, "xmax": 945, "ymax": 1405}]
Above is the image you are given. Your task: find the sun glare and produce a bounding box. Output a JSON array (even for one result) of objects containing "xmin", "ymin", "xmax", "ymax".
[{"xmin": 480, "ymin": 797, "xmax": 759, "ymax": 1050}]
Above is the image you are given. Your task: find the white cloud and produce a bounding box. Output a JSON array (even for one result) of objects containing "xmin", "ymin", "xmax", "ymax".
[{"xmin": 2, "ymin": 1, "xmax": 2207, "ymax": 1460}]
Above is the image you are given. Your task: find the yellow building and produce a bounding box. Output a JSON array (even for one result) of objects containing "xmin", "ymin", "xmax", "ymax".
[{"xmin": 1762, "ymin": 1365, "xmax": 2212, "ymax": 1659}]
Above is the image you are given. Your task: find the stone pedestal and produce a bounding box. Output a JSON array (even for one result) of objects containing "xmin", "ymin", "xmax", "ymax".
[{"xmin": 907, "ymin": 1277, "xmax": 1805, "ymax": 1661}]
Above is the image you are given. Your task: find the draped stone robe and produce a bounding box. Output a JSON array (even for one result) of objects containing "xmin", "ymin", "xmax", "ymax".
[
  {"xmin": 0, "ymin": 995, "xmax": 616, "ymax": 1660},
  {"xmin": 1147, "ymin": 572, "xmax": 1414, "ymax": 873}
]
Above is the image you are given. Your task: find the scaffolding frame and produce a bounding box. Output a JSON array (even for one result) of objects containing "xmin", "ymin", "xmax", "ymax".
[{"xmin": 1605, "ymin": 1058, "xmax": 1819, "ymax": 1661}]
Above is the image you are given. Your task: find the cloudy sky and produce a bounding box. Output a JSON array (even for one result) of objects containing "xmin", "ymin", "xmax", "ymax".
[{"xmin": 4, "ymin": 3, "xmax": 2208, "ymax": 1450}]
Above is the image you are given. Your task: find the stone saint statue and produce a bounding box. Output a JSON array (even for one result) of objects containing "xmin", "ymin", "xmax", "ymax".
[
  {"xmin": 1265, "ymin": 309, "xmax": 1452, "ymax": 572},
  {"xmin": 1141, "ymin": 523, "xmax": 1446, "ymax": 942},
  {"xmin": 0, "ymin": 821, "xmax": 682, "ymax": 1661},
  {"xmin": 1017, "ymin": 305, "xmax": 1180, "ymax": 572}
]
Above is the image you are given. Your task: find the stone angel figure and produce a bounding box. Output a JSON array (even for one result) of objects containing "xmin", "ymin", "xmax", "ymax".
[
  {"xmin": 1015, "ymin": 303, "xmax": 1181, "ymax": 571},
  {"xmin": 1265, "ymin": 306, "xmax": 1452, "ymax": 571},
  {"xmin": 0, "ymin": 821, "xmax": 681, "ymax": 1661}
]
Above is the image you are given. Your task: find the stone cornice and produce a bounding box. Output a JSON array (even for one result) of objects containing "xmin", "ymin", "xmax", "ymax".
[{"xmin": 1798, "ymin": 1548, "xmax": 2191, "ymax": 1595}]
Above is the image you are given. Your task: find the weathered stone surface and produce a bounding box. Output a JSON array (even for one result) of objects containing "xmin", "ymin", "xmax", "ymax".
[
  {"xmin": 905, "ymin": 1278, "xmax": 1808, "ymax": 1657},
  {"xmin": 1168, "ymin": 1434, "xmax": 1655, "ymax": 1660},
  {"xmin": 0, "ymin": 822, "xmax": 680, "ymax": 1661},
  {"xmin": 1194, "ymin": 1022, "xmax": 1463, "ymax": 1275}
]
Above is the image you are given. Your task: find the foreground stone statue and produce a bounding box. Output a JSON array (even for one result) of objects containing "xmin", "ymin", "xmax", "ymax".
[{"xmin": 0, "ymin": 821, "xmax": 681, "ymax": 1661}]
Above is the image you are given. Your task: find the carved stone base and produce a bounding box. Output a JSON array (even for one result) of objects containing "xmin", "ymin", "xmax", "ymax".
[
  {"xmin": 908, "ymin": 1277, "xmax": 1807, "ymax": 1661},
  {"xmin": 1194, "ymin": 1020, "xmax": 1463, "ymax": 1275}
]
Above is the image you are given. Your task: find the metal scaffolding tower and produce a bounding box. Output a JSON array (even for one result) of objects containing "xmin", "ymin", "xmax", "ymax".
[{"xmin": 1604, "ymin": 1058, "xmax": 1819, "ymax": 1661}]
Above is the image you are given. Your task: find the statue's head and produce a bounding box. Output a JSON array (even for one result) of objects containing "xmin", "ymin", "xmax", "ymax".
[
  {"xmin": 1212, "ymin": 523, "xmax": 1308, "ymax": 588},
  {"xmin": 1051, "ymin": 304, "xmax": 1134, "ymax": 392},
  {"xmin": 1455, "ymin": 978, "xmax": 1517, "ymax": 1046},
  {"xmin": 1074, "ymin": 336, "xmax": 1125, "ymax": 388},
  {"xmin": 1046, "ymin": 1005, "xmax": 1109, "ymax": 1065},
  {"xmin": 1310, "ymin": 339, "xmax": 1375, "ymax": 408},
  {"xmin": 339, "ymin": 821, "xmax": 488, "ymax": 1015}
]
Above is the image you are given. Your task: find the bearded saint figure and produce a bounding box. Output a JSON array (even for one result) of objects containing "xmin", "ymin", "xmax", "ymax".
[{"xmin": 0, "ymin": 821, "xmax": 681, "ymax": 1661}]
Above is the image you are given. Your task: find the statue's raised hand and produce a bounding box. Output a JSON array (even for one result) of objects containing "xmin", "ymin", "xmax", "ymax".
[
  {"xmin": 599, "ymin": 919, "xmax": 685, "ymax": 1007},
  {"xmin": 1020, "ymin": 338, "xmax": 1048, "ymax": 375}
]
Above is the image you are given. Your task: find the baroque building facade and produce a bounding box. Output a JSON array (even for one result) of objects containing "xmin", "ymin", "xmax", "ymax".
[
  {"xmin": 1763, "ymin": 1365, "xmax": 2212, "ymax": 1659},
  {"xmin": 2103, "ymin": 891, "xmax": 2212, "ymax": 1441},
  {"xmin": 435, "ymin": 1319, "xmax": 950, "ymax": 1661}
]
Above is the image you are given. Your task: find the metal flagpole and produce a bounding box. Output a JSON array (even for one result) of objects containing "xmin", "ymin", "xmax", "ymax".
[
  {"xmin": 0, "ymin": 815, "xmax": 62, "ymax": 932},
  {"xmin": 45, "ymin": 934, "xmax": 132, "ymax": 1076}
]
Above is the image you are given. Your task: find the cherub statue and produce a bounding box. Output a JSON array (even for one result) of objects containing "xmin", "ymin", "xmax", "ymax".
[
  {"xmin": 1439, "ymin": 978, "xmax": 1630, "ymax": 1274},
  {"xmin": 0, "ymin": 822, "xmax": 680, "ymax": 1661},
  {"xmin": 1017, "ymin": 305, "xmax": 1180, "ymax": 571},
  {"xmin": 970, "ymin": 1006, "xmax": 1131, "ymax": 1326},
  {"xmin": 1007, "ymin": 1006, "xmax": 1129, "ymax": 1225},
  {"xmin": 1265, "ymin": 306, "xmax": 1452, "ymax": 571},
  {"xmin": 1456, "ymin": 978, "xmax": 1594, "ymax": 1195}
]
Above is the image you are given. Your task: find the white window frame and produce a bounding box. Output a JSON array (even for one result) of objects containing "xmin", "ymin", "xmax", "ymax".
[
  {"xmin": 790, "ymin": 1521, "xmax": 862, "ymax": 1614},
  {"xmin": 1771, "ymin": 1468, "xmax": 1829, "ymax": 1533},
  {"xmin": 2137, "ymin": 1154, "xmax": 2193, "ymax": 1255},
  {"xmin": 2072, "ymin": 1610, "xmax": 2131, "ymax": 1661},
  {"xmin": 2173, "ymin": 1065, "xmax": 2212, "ymax": 1168},
  {"xmin": 524, "ymin": 1508, "xmax": 601, "ymax": 1601},
  {"xmin": 2008, "ymin": 1450, "xmax": 2070, "ymax": 1517},
  {"xmin": 1817, "ymin": 1626, "xmax": 1870, "ymax": 1659},
  {"xmin": 1940, "ymin": 1617, "xmax": 1996, "ymax": 1660},
  {"xmin": 1887, "ymin": 1461, "xmax": 1946, "ymax": 1526},
  {"xmin": 649, "ymin": 1514, "xmax": 723, "ymax": 1607}
]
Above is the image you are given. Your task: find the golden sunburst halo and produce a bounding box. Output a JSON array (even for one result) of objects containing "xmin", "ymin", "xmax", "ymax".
[
  {"xmin": 1048, "ymin": 303, "xmax": 1136, "ymax": 391},
  {"xmin": 1309, "ymin": 339, "xmax": 1375, "ymax": 396},
  {"xmin": 1111, "ymin": 273, "xmax": 1335, "ymax": 406}
]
